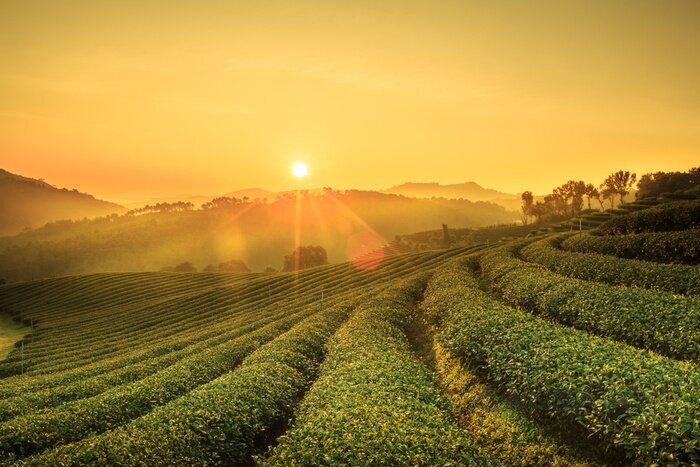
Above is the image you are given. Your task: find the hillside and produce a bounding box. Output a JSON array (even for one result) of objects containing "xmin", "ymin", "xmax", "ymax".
[
  {"xmin": 385, "ymin": 181, "xmax": 514, "ymax": 201},
  {"xmin": 119, "ymin": 188, "xmax": 274, "ymax": 210},
  {"xmin": 0, "ymin": 189, "xmax": 517, "ymax": 282},
  {"xmin": 0, "ymin": 169, "xmax": 126, "ymax": 236},
  {"xmin": 0, "ymin": 199, "xmax": 697, "ymax": 464}
]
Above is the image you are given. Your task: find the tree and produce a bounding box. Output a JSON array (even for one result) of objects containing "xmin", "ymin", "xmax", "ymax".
[
  {"xmin": 520, "ymin": 191, "xmax": 534, "ymax": 225},
  {"xmin": 600, "ymin": 185, "xmax": 617, "ymax": 209},
  {"xmin": 636, "ymin": 167, "xmax": 699, "ymax": 199},
  {"xmin": 283, "ymin": 245, "xmax": 328, "ymax": 272},
  {"xmin": 218, "ymin": 259, "xmax": 250, "ymax": 273},
  {"xmin": 571, "ymin": 180, "xmax": 587, "ymax": 214},
  {"xmin": 174, "ymin": 262, "xmax": 197, "ymax": 273},
  {"xmin": 555, "ymin": 180, "xmax": 586, "ymax": 215},
  {"xmin": 601, "ymin": 170, "xmax": 637, "ymax": 205},
  {"xmin": 530, "ymin": 202, "xmax": 549, "ymax": 223},
  {"xmin": 201, "ymin": 197, "xmax": 244, "ymax": 210},
  {"xmin": 128, "ymin": 201, "xmax": 194, "ymax": 215},
  {"xmin": 591, "ymin": 187, "xmax": 605, "ymax": 210},
  {"xmin": 583, "ymin": 184, "xmax": 598, "ymax": 210}
]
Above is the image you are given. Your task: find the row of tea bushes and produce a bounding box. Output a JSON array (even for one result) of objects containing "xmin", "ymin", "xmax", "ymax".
[
  {"xmin": 521, "ymin": 235, "xmax": 700, "ymax": 295},
  {"xmin": 480, "ymin": 246, "xmax": 700, "ymax": 361},
  {"xmin": 262, "ymin": 276, "xmax": 493, "ymax": 466},
  {"xmin": 598, "ymin": 200, "xmax": 700, "ymax": 235},
  {"xmin": 424, "ymin": 259, "xmax": 700, "ymax": 465},
  {"xmin": 561, "ymin": 229, "xmax": 699, "ymax": 265},
  {"xmin": 20, "ymin": 302, "xmax": 357, "ymax": 466}
]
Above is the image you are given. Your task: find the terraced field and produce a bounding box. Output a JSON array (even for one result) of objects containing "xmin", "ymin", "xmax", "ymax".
[{"xmin": 0, "ymin": 199, "xmax": 698, "ymax": 465}]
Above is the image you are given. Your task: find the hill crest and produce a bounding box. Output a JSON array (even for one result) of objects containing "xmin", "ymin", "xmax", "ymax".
[{"xmin": 0, "ymin": 168, "xmax": 126, "ymax": 236}]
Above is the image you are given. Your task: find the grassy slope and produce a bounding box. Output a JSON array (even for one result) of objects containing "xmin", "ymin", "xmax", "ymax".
[{"xmin": 0, "ymin": 315, "xmax": 28, "ymax": 361}]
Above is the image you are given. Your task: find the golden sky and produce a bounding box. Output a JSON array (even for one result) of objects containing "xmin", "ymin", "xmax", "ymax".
[{"xmin": 1, "ymin": 0, "xmax": 698, "ymax": 200}]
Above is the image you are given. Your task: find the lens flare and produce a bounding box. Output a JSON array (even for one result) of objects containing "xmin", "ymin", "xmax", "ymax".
[{"xmin": 346, "ymin": 230, "xmax": 385, "ymax": 271}]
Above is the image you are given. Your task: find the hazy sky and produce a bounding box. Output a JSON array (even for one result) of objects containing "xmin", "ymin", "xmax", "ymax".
[{"xmin": 1, "ymin": 0, "xmax": 698, "ymax": 200}]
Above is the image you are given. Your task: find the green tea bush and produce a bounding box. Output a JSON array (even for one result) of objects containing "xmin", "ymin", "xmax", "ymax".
[
  {"xmin": 0, "ymin": 311, "xmax": 309, "ymax": 460},
  {"xmin": 425, "ymin": 260, "xmax": 700, "ymax": 465},
  {"xmin": 562, "ymin": 229, "xmax": 699, "ymax": 265},
  {"xmin": 599, "ymin": 200, "xmax": 700, "ymax": 235},
  {"xmin": 522, "ymin": 235, "xmax": 700, "ymax": 294},
  {"xmin": 20, "ymin": 303, "xmax": 356, "ymax": 466},
  {"xmin": 480, "ymin": 246, "xmax": 700, "ymax": 361},
  {"xmin": 263, "ymin": 276, "xmax": 493, "ymax": 466}
]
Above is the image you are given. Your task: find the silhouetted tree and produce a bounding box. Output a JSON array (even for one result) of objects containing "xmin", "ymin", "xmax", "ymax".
[
  {"xmin": 201, "ymin": 197, "xmax": 244, "ymax": 210},
  {"xmin": 174, "ymin": 262, "xmax": 197, "ymax": 273},
  {"xmin": 600, "ymin": 185, "xmax": 617, "ymax": 209},
  {"xmin": 554, "ymin": 180, "xmax": 586, "ymax": 215},
  {"xmin": 128, "ymin": 201, "xmax": 194, "ymax": 215},
  {"xmin": 601, "ymin": 170, "xmax": 637, "ymax": 205},
  {"xmin": 583, "ymin": 184, "xmax": 599, "ymax": 210},
  {"xmin": 636, "ymin": 167, "xmax": 699, "ymax": 199},
  {"xmin": 520, "ymin": 191, "xmax": 534, "ymax": 225},
  {"xmin": 283, "ymin": 245, "xmax": 328, "ymax": 272},
  {"xmin": 218, "ymin": 259, "xmax": 250, "ymax": 273}
]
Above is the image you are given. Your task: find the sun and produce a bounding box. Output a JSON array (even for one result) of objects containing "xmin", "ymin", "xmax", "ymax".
[{"xmin": 292, "ymin": 162, "xmax": 308, "ymax": 178}]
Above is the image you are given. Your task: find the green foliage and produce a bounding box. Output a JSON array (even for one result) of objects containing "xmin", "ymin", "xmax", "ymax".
[
  {"xmin": 217, "ymin": 259, "xmax": 250, "ymax": 272},
  {"xmin": 282, "ymin": 245, "xmax": 328, "ymax": 272},
  {"xmin": 636, "ymin": 167, "xmax": 699, "ymax": 199},
  {"xmin": 0, "ymin": 229, "xmax": 697, "ymax": 464},
  {"xmin": 263, "ymin": 276, "xmax": 492, "ymax": 466},
  {"xmin": 480, "ymin": 245, "xmax": 700, "ymax": 361},
  {"xmin": 562, "ymin": 229, "xmax": 700, "ymax": 265},
  {"xmin": 424, "ymin": 259, "xmax": 700, "ymax": 465},
  {"xmin": 522, "ymin": 235, "xmax": 700, "ymax": 294},
  {"xmin": 0, "ymin": 311, "xmax": 309, "ymax": 459},
  {"xmin": 0, "ymin": 246, "xmax": 464, "ymax": 462},
  {"xmin": 599, "ymin": 200, "xmax": 700, "ymax": 235},
  {"xmin": 422, "ymin": 338, "xmax": 593, "ymax": 466},
  {"xmin": 173, "ymin": 261, "xmax": 197, "ymax": 272},
  {"xmin": 22, "ymin": 304, "xmax": 355, "ymax": 465}
]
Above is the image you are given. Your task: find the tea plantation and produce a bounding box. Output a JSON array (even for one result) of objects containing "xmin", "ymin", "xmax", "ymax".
[{"xmin": 0, "ymin": 199, "xmax": 697, "ymax": 465}]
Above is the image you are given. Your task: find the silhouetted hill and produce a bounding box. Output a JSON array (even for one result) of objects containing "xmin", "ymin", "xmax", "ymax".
[
  {"xmin": 222, "ymin": 188, "xmax": 273, "ymax": 200},
  {"xmin": 119, "ymin": 188, "xmax": 274, "ymax": 209},
  {"xmin": 0, "ymin": 189, "xmax": 517, "ymax": 281},
  {"xmin": 0, "ymin": 169, "xmax": 126, "ymax": 236},
  {"xmin": 384, "ymin": 182, "xmax": 520, "ymax": 209}
]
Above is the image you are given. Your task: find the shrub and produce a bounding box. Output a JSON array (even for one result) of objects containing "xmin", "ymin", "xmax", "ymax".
[
  {"xmin": 599, "ymin": 200, "xmax": 700, "ymax": 235},
  {"xmin": 218, "ymin": 259, "xmax": 250, "ymax": 273},
  {"xmin": 522, "ymin": 235, "xmax": 700, "ymax": 294},
  {"xmin": 562, "ymin": 229, "xmax": 699, "ymax": 265},
  {"xmin": 24, "ymin": 304, "xmax": 355, "ymax": 466},
  {"xmin": 282, "ymin": 245, "xmax": 328, "ymax": 272},
  {"xmin": 173, "ymin": 262, "xmax": 197, "ymax": 273},
  {"xmin": 263, "ymin": 276, "xmax": 491, "ymax": 465},
  {"xmin": 424, "ymin": 259, "xmax": 700, "ymax": 465},
  {"xmin": 480, "ymin": 245, "xmax": 700, "ymax": 361}
]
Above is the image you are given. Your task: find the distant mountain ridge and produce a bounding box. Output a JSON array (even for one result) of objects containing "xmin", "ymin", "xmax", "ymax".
[
  {"xmin": 384, "ymin": 181, "xmax": 520, "ymax": 211},
  {"xmin": 384, "ymin": 181, "xmax": 515, "ymax": 201},
  {"xmin": 0, "ymin": 168, "xmax": 126, "ymax": 236},
  {"xmin": 0, "ymin": 189, "xmax": 518, "ymax": 281}
]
